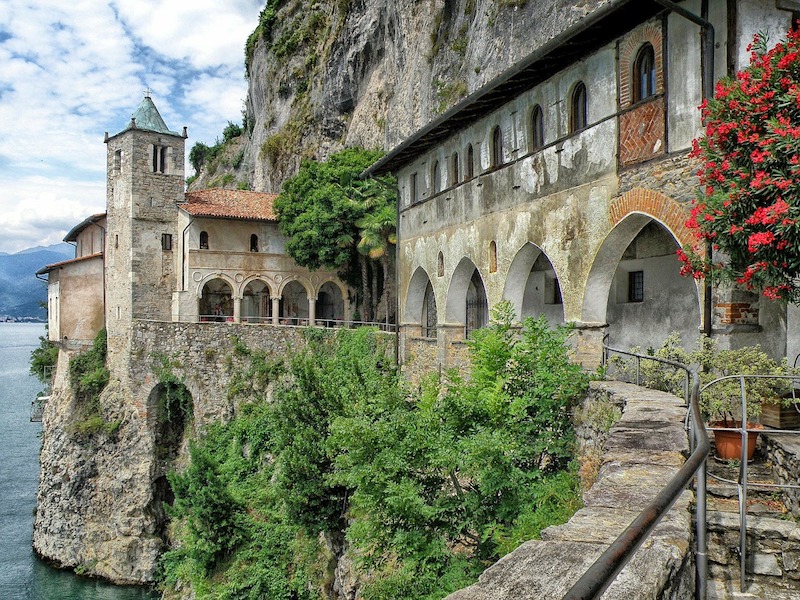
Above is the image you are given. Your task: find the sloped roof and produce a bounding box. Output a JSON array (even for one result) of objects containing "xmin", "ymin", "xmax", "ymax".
[
  {"xmin": 63, "ymin": 213, "xmax": 106, "ymax": 243},
  {"xmin": 36, "ymin": 252, "xmax": 103, "ymax": 276},
  {"xmin": 129, "ymin": 94, "xmax": 180, "ymax": 135},
  {"xmin": 181, "ymin": 189, "xmax": 279, "ymax": 222}
]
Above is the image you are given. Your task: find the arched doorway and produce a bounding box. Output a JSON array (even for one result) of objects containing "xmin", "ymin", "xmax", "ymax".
[
  {"xmin": 422, "ymin": 281, "xmax": 438, "ymax": 338},
  {"xmin": 242, "ymin": 279, "xmax": 271, "ymax": 323},
  {"xmin": 503, "ymin": 243, "xmax": 564, "ymax": 327},
  {"xmin": 584, "ymin": 216, "xmax": 701, "ymax": 351},
  {"xmin": 200, "ymin": 278, "xmax": 233, "ymax": 321},
  {"xmin": 405, "ymin": 267, "xmax": 437, "ymax": 338},
  {"xmin": 280, "ymin": 280, "xmax": 309, "ymax": 325},
  {"xmin": 446, "ymin": 258, "xmax": 488, "ymax": 337},
  {"xmin": 317, "ymin": 281, "xmax": 344, "ymax": 326}
]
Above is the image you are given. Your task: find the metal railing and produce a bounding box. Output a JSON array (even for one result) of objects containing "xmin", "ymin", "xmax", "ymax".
[
  {"xmin": 564, "ymin": 345, "xmax": 710, "ymax": 600},
  {"xmin": 701, "ymin": 374, "xmax": 800, "ymax": 593},
  {"xmin": 147, "ymin": 314, "xmax": 397, "ymax": 332}
]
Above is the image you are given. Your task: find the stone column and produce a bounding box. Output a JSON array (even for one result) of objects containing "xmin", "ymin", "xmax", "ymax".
[
  {"xmin": 233, "ymin": 296, "xmax": 241, "ymax": 324},
  {"xmin": 571, "ymin": 321, "xmax": 607, "ymax": 369},
  {"xmin": 272, "ymin": 297, "xmax": 280, "ymax": 325},
  {"xmin": 308, "ymin": 297, "xmax": 316, "ymax": 327}
]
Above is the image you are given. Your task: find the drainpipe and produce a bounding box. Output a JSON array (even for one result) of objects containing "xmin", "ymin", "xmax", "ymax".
[
  {"xmin": 651, "ymin": 0, "xmax": 714, "ymax": 338},
  {"xmin": 651, "ymin": 5, "xmax": 712, "ymax": 599},
  {"xmin": 181, "ymin": 217, "xmax": 194, "ymax": 292}
]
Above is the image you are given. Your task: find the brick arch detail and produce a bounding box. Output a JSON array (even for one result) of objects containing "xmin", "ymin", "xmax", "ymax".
[
  {"xmin": 609, "ymin": 188, "xmax": 696, "ymax": 251},
  {"xmin": 619, "ymin": 20, "xmax": 663, "ymax": 107}
]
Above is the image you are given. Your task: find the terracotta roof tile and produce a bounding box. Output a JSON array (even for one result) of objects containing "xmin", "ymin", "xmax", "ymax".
[
  {"xmin": 181, "ymin": 189, "xmax": 279, "ymax": 222},
  {"xmin": 36, "ymin": 252, "xmax": 103, "ymax": 276}
]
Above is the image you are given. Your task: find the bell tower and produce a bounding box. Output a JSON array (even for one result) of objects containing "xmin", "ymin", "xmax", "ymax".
[{"xmin": 103, "ymin": 93, "xmax": 187, "ymax": 353}]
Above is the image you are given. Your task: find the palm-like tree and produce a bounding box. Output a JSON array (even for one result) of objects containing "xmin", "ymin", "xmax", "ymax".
[{"xmin": 355, "ymin": 195, "xmax": 396, "ymax": 325}]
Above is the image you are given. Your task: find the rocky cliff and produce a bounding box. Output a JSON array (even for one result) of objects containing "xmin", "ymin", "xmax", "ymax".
[{"xmin": 194, "ymin": 0, "xmax": 614, "ymax": 192}]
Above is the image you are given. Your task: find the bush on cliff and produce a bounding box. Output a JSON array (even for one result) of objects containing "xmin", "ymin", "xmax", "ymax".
[
  {"xmin": 66, "ymin": 329, "xmax": 117, "ymax": 437},
  {"xmin": 161, "ymin": 313, "xmax": 586, "ymax": 599}
]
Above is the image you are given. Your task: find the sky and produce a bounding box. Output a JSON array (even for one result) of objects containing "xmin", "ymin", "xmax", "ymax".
[{"xmin": 0, "ymin": 0, "xmax": 264, "ymax": 254}]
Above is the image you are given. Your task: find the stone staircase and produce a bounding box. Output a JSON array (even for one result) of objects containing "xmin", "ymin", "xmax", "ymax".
[{"xmin": 706, "ymin": 438, "xmax": 800, "ymax": 599}]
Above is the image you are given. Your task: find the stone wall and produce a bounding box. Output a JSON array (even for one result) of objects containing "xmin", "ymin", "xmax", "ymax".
[{"xmin": 445, "ymin": 380, "xmax": 695, "ymax": 600}]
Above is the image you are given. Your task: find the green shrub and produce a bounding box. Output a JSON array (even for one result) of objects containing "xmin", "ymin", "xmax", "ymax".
[
  {"xmin": 163, "ymin": 319, "xmax": 585, "ymax": 599},
  {"xmin": 30, "ymin": 335, "xmax": 58, "ymax": 384},
  {"xmin": 67, "ymin": 329, "xmax": 113, "ymax": 438}
]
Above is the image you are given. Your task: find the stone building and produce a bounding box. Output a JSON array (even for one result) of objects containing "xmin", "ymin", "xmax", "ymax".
[
  {"xmin": 38, "ymin": 93, "xmax": 350, "ymax": 350},
  {"xmin": 365, "ymin": 0, "xmax": 800, "ymax": 373}
]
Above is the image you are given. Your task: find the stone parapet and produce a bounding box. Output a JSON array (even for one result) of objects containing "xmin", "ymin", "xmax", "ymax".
[{"xmin": 445, "ymin": 380, "xmax": 694, "ymax": 600}]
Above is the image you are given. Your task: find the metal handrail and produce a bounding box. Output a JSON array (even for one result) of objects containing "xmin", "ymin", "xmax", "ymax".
[
  {"xmin": 139, "ymin": 314, "xmax": 397, "ymax": 332},
  {"xmin": 700, "ymin": 373, "xmax": 800, "ymax": 593},
  {"xmin": 564, "ymin": 347, "xmax": 709, "ymax": 600}
]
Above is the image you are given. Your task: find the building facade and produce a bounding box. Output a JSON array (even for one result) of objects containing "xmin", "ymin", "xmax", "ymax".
[
  {"xmin": 366, "ymin": 0, "xmax": 800, "ymax": 373},
  {"xmin": 39, "ymin": 94, "xmax": 351, "ymax": 353}
]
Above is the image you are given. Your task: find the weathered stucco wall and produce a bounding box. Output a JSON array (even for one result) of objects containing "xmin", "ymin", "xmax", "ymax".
[{"xmin": 47, "ymin": 256, "xmax": 105, "ymax": 344}]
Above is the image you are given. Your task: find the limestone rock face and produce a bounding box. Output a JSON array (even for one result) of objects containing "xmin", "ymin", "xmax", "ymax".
[
  {"xmin": 33, "ymin": 356, "xmax": 162, "ymax": 584},
  {"xmin": 233, "ymin": 0, "xmax": 615, "ymax": 193}
]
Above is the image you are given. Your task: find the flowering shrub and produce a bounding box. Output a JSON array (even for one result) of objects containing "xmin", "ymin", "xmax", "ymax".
[{"xmin": 680, "ymin": 28, "xmax": 800, "ymax": 301}]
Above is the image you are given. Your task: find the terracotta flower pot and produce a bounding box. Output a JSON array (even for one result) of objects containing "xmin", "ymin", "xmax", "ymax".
[{"xmin": 709, "ymin": 421, "xmax": 762, "ymax": 461}]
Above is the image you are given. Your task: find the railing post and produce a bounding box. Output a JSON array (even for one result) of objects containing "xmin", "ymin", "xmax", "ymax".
[{"xmin": 738, "ymin": 375, "xmax": 748, "ymax": 592}]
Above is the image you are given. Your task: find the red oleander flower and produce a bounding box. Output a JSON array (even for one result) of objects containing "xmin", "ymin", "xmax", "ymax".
[{"xmin": 681, "ymin": 28, "xmax": 800, "ymax": 302}]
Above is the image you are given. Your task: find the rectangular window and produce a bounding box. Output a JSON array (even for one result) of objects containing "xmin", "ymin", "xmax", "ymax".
[
  {"xmin": 628, "ymin": 271, "xmax": 644, "ymax": 303},
  {"xmin": 161, "ymin": 233, "xmax": 172, "ymax": 251},
  {"xmin": 410, "ymin": 172, "xmax": 418, "ymax": 204}
]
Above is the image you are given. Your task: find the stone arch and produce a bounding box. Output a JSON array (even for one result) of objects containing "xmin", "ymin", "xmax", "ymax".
[
  {"xmin": 279, "ymin": 279, "xmax": 310, "ymax": 325},
  {"xmin": 446, "ymin": 258, "xmax": 488, "ymax": 334},
  {"xmin": 198, "ymin": 276, "xmax": 234, "ymax": 320},
  {"xmin": 584, "ymin": 196, "xmax": 701, "ymax": 348},
  {"xmin": 609, "ymin": 188, "xmax": 696, "ymax": 250},
  {"xmin": 317, "ymin": 280, "xmax": 345, "ymax": 324},
  {"xmin": 503, "ymin": 243, "xmax": 564, "ymax": 326},
  {"xmin": 406, "ymin": 267, "xmax": 435, "ymax": 323},
  {"xmin": 241, "ymin": 277, "xmax": 272, "ymax": 323},
  {"xmin": 277, "ymin": 277, "xmax": 314, "ymax": 298}
]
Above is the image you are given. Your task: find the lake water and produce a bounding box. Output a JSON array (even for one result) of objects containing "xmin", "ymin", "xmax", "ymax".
[{"xmin": 0, "ymin": 323, "xmax": 160, "ymax": 600}]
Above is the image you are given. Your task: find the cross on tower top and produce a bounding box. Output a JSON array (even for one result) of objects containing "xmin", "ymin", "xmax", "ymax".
[{"xmin": 143, "ymin": 86, "xmax": 152, "ymax": 99}]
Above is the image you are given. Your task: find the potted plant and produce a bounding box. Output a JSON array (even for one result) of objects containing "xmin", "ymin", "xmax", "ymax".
[
  {"xmin": 613, "ymin": 333, "xmax": 795, "ymax": 460},
  {"xmin": 698, "ymin": 345, "xmax": 793, "ymax": 460}
]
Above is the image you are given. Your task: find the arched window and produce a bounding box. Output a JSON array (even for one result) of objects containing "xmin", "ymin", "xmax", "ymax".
[
  {"xmin": 633, "ymin": 43, "xmax": 656, "ymax": 102},
  {"xmin": 491, "ymin": 125, "xmax": 504, "ymax": 168},
  {"xmin": 570, "ymin": 82, "xmax": 588, "ymax": 133},
  {"xmin": 531, "ymin": 105, "xmax": 544, "ymax": 151},
  {"xmin": 250, "ymin": 234, "xmax": 259, "ymax": 252},
  {"xmin": 410, "ymin": 172, "xmax": 419, "ymax": 204},
  {"xmin": 451, "ymin": 152, "xmax": 460, "ymax": 184},
  {"xmin": 466, "ymin": 144, "xmax": 475, "ymax": 180},
  {"xmin": 432, "ymin": 160, "xmax": 441, "ymax": 194},
  {"xmin": 437, "ymin": 251, "xmax": 444, "ymax": 277},
  {"xmin": 199, "ymin": 231, "xmax": 209, "ymax": 250}
]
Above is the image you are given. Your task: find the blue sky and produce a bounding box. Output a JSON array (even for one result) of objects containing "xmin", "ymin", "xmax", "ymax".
[{"xmin": 0, "ymin": 0, "xmax": 264, "ymax": 254}]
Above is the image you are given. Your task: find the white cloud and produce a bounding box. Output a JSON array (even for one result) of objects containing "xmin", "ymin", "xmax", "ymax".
[{"xmin": 0, "ymin": 0, "xmax": 262, "ymax": 253}]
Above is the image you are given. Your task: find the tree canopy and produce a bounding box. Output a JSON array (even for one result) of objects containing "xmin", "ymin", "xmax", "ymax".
[
  {"xmin": 680, "ymin": 28, "xmax": 800, "ymax": 302},
  {"xmin": 274, "ymin": 147, "xmax": 397, "ymax": 320}
]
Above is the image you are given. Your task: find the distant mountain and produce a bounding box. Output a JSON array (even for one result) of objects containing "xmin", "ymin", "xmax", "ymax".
[{"xmin": 0, "ymin": 243, "xmax": 74, "ymax": 319}]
